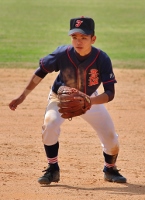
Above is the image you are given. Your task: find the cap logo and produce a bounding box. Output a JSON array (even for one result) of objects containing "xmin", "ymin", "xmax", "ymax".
[{"xmin": 75, "ymin": 20, "xmax": 83, "ymax": 27}]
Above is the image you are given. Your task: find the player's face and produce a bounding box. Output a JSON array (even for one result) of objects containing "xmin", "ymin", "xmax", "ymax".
[{"xmin": 71, "ymin": 33, "xmax": 96, "ymax": 56}]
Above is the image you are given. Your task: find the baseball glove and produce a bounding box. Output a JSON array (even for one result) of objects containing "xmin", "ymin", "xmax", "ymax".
[{"xmin": 57, "ymin": 86, "xmax": 91, "ymax": 119}]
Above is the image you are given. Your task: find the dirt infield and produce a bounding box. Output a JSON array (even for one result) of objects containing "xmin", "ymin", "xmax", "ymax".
[{"xmin": 0, "ymin": 68, "xmax": 145, "ymax": 200}]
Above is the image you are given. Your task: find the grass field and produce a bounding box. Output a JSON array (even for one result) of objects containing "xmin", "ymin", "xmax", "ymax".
[{"xmin": 0, "ymin": 0, "xmax": 145, "ymax": 68}]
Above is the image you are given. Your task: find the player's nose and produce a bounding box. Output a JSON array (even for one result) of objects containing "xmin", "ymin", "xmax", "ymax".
[{"xmin": 76, "ymin": 39, "xmax": 82, "ymax": 44}]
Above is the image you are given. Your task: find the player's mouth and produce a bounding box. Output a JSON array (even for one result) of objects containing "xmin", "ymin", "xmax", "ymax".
[{"xmin": 76, "ymin": 47, "xmax": 83, "ymax": 50}]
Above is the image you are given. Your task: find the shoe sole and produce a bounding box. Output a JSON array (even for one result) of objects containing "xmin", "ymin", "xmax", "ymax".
[
  {"xmin": 38, "ymin": 179, "xmax": 60, "ymax": 185},
  {"xmin": 104, "ymin": 176, "xmax": 127, "ymax": 183}
]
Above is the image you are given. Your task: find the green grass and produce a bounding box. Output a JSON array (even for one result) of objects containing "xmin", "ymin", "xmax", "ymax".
[{"xmin": 0, "ymin": 0, "xmax": 145, "ymax": 68}]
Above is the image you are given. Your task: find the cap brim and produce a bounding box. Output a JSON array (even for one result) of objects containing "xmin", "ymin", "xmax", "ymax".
[{"xmin": 68, "ymin": 28, "xmax": 93, "ymax": 36}]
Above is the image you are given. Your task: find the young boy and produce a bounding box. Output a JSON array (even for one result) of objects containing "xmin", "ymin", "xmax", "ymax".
[{"xmin": 9, "ymin": 16, "xmax": 127, "ymax": 184}]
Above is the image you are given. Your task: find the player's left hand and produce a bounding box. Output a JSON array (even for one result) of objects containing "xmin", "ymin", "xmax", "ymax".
[{"xmin": 57, "ymin": 86, "xmax": 91, "ymax": 119}]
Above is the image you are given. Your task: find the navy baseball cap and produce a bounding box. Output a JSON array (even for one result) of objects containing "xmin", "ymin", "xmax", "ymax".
[{"xmin": 68, "ymin": 16, "xmax": 95, "ymax": 35}]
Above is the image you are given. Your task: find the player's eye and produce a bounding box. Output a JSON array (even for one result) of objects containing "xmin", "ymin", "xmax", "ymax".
[
  {"xmin": 72, "ymin": 36, "xmax": 77, "ymax": 39},
  {"xmin": 81, "ymin": 36, "xmax": 87, "ymax": 40}
]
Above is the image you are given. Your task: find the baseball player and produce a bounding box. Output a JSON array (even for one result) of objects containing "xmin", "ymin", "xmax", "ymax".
[{"xmin": 9, "ymin": 16, "xmax": 127, "ymax": 184}]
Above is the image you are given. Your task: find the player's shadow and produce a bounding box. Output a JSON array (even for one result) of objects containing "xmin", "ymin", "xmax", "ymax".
[{"xmin": 42, "ymin": 183, "xmax": 145, "ymax": 196}]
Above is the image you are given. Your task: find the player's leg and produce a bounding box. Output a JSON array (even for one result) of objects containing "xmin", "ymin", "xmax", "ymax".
[
  {"xmin": 81, "ymin": 103, "xmax": 118, "ymax": 154},
  {"xmin": 81, "ymin": 103, "xmax": 126, "ymax": 183},
  {"xmin": 38, "ymin": 91, "xmax": 65, "ymax": 184}
]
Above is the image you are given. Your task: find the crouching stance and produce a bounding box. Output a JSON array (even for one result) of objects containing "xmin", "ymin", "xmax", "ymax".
[{"xmin": 9, "ymin": 16, "xmax": 127, "ymax": 185}]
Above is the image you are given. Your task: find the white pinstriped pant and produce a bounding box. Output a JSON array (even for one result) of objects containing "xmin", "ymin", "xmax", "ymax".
[{"xmin": 42, "ymin": 90, "xmax": 119, "ymax": 155}]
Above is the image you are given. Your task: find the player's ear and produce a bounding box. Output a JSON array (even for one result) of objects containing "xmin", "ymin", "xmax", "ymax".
[{"xmin": 91, "ymin": 36, "xmax": 96, "ymax": 44}]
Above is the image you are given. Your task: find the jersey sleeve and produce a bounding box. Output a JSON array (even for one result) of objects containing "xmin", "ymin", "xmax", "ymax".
[
  {"xmin": 39, "ymin": 46, "xmax": 67, "ymax": 73},
  {"xmin": 104, "ymin": 84, "xmax": 115, "ymax": 102},
  {"xmin": 100, "ymin": 52, "xmax": 117, "ymax": 85},
  {"xmin": 35, "ymin": 67, "xmax": 47, "ymax": 78}
]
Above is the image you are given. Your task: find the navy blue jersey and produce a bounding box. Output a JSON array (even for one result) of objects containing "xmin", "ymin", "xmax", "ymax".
[{"xmin": 39, "ymin": 45, "xmax": 116, "ymax": 96}]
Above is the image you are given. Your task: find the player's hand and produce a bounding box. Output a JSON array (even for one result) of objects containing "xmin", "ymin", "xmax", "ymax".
[{"xmin": 9, "ymin": 95, "xmax": 26, "ymax": 111}]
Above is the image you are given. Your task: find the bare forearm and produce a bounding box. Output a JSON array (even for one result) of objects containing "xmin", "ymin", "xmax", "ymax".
[
  {"xmin": 9, "ymin": 74, "xmax": 42, "ymax": 110},
  {"xmin": 91, "ymin": 93, "xmax": 109, "ymax": 105},
  {"xmin": 21, "ymin": 74, "xmax": 42, "ymax": 97}
]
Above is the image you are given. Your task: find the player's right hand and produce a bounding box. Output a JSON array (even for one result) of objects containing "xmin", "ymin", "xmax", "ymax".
[{"xmin": 9, "ymin": 95, "xmax": 26, "ymax": 111}]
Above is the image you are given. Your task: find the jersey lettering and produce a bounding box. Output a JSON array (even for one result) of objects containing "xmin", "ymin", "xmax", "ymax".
[
  {"xmin": 88, "ymin": 69, "xmax": 99, "ymax": 86},
  {"xmin": 75, "ymin": 20, "xmax": 83, "ymax": 27}
]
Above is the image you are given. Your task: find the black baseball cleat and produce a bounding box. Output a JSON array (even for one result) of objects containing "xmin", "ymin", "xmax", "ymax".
[
  {"xmin": 103, "ymin": 166, "xmax": 127, "ymax": 183},
  {"xmin": 38, "ymin": 164, "xmax": 60, "ymax": 185}
]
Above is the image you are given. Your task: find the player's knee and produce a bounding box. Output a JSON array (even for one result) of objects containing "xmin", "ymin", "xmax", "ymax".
[
  {"xmin": 42, "ymin": 116, "xmax": 60, "ymax": 145},
  {"xmin": 42, "ymin": 124, "xmax": 59, "ymax": 145},
  {"xmin": 44, "ymin": 113, "xmax": 58, "ymax": 126},
  {"xmin": 42, "ymin": 116, "xmax": 59, "ymax": 134}
]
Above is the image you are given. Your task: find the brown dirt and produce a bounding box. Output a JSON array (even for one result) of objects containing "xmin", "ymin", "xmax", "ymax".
[{"xmin": 0, "ymin": 68, "xmax": 145, "ymax": 200}]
